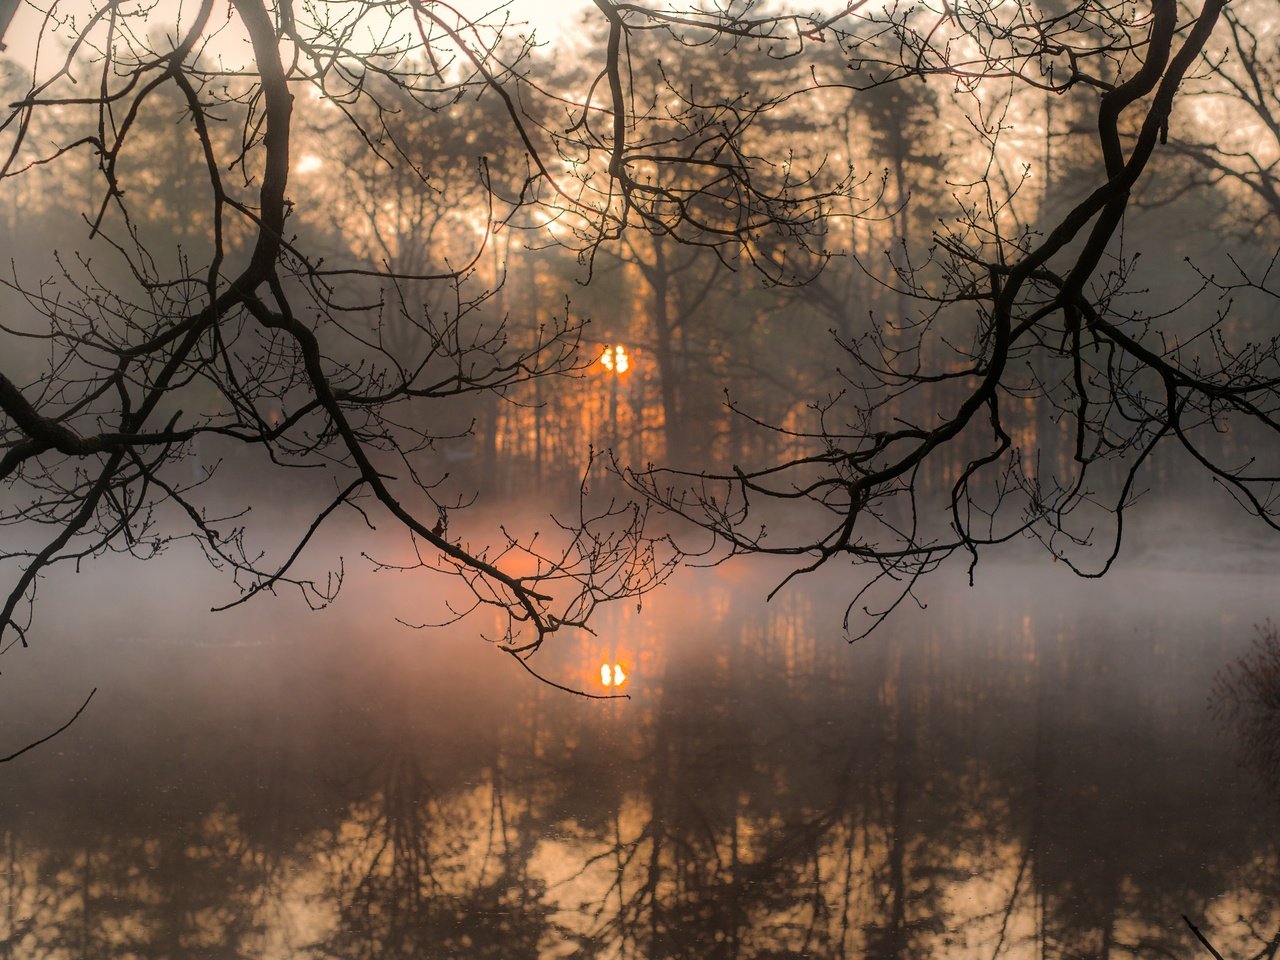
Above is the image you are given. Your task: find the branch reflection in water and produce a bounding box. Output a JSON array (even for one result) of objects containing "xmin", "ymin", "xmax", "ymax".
[{"xmin": 1, "ymin": 560, "xmax": 1277, "ymax": 959}]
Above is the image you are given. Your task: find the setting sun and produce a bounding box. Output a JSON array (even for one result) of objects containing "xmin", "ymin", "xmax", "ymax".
[
  {"xmin": 600, "ymin": 345, "xmax": 629, "ymax": 374},
  {"xmin": 295, "ymin": 154, "xmax": 324, "ymax": 174}
]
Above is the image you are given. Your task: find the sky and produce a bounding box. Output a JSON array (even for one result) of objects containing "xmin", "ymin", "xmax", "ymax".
[{"xmin": 0, "ymin": 0, "xmax": 596, "ymax": 67}]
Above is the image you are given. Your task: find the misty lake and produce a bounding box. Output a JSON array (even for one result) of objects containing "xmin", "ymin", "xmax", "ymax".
[{"xmin": 2, "ymin": 542, "xmax": 1278, "ymax": 959}]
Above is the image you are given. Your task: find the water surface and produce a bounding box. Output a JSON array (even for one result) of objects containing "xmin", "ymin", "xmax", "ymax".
[{"xmin": 1, "ymin": 552, "xmax": 1277, "ymax": 958}]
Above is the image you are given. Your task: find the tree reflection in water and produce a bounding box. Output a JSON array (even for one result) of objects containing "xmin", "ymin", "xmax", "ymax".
[
  {"xmin": 1, "ymin": 567, "xmax": 1278, "ymax": 958},
  {"xmin": 303, "ymin": 749, "xmax": 553, "ymax": 958},
  {"xmin": 1215, "ymin": 622, "xmax": 1280, "ymax": 792}
]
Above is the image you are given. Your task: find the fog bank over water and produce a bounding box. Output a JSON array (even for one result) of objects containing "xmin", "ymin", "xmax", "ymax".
[{"xmin": 7, "ymin": 490, "xmax": 1279, "ymax": 736}]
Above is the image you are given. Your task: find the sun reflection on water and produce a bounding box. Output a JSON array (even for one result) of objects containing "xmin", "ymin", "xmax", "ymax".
[{"xmin": 600, "ymin": 662, "xmax": 627, "ymax": 687}]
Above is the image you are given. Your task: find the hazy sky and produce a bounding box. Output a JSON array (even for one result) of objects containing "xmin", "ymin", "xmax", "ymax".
[{"xmin": 2, "ymin": 0, "xmax": 595, "ymax": 66}]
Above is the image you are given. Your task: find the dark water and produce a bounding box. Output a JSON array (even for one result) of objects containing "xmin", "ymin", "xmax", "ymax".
[{"xmin": 1, "ymin": 553, "xmax": 1278, "ymax": 959}]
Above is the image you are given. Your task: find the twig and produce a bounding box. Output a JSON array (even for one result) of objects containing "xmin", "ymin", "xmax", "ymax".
[{"xmin": 0, "ymin": 687, "xmax": 97, "ymax": 763}]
